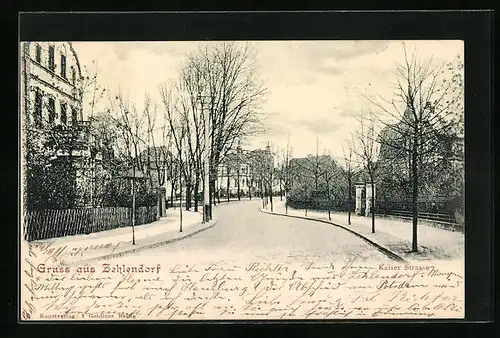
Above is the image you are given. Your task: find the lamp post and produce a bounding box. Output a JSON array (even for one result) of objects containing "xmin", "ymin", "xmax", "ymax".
[{"xmin": 199, "ymin": 94, "xmax": 211, "ymax": 222}]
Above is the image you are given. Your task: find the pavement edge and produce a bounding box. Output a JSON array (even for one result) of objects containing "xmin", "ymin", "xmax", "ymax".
[
  {"xmin": 69, "ymin": 216, "xmax": 218, "ymax": 264},
  {"xmin": 259, "ymin": 208, "xmax": 406, "ymax": 263}
]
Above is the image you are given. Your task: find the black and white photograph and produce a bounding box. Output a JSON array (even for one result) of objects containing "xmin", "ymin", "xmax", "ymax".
[{"xmin": 20, "ymin": 39, "xmax": 466, "ymax": 320}]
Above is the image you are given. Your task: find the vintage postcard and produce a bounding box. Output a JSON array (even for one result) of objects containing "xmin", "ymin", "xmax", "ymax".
[{"xmin": 20, "ymin": 40, "xmax": 465, "ymax": 321}]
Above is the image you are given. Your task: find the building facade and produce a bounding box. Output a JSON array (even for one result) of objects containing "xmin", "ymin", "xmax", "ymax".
[
  {"xmin": 217, "ymin": 144, "xmax": 279, "ymax": 198},
  {"xmin": 21, "ymin": 42, "xmax": 84, "ymax": 127},
  {"xmin": 217, "ymin": 144, "xmax": 253, "ymax": 197},
  {"xmin": 21, "ymin": 42, "xmax": 99, "ymax": 209}
]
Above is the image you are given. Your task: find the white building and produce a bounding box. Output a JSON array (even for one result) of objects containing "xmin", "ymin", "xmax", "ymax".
[
  {"xmin": 21, "ymin": 42, "xmax": 84, "ymax": 128},
  {"xmin": 217, "ymin": 144, "xmax": 281, "ymax": 198},
  {"xmin": 21, "ymin": 42, "xmax": 99, "ymax": 208}
]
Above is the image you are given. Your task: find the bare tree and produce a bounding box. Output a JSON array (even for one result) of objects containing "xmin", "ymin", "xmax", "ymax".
[
  {"xmin": 186, "ymin": 42, "xmax": 267, "ymax": 216},
  {"xmin": 109, "ymin": 92, "xmax": 148, "ymax": 245},
  {"xmin": 249, "ymin": 143, "xmax": 275, "ymax": 211},
  {"xmin": 160, "ymin": 82, "xmax": 197, "ymax": 212},
  {"xmin": 353, "ymin": 111, "xmax": 380, "ymax": 234},
  {"xmin": 277, "ymin": 140, "xmax": 293, "ymax": 213},
  {"xmin": 321, "ymin": 152, "xmax": 340, "ymax": 221},
  {"xmin": 365, "ymin": 44, "xmax": 464, "ymax": 252},
  {"xmin": 142, "ymin": 94, "xmax": 170, "ymax": 217},
  {"xmin": 340, "ymin": 138, "xmax": 356, "ymax": 225},
  {"xmin": 177, "ymin": 63, "xmax": 207, "ymax": 212},
  {"xmin": 177, "ymin": 124, "xmax": 188, "ymax": 232},
  {"xmin": 290, "ymin": 137, "xmax": 328, "ymax": 216}
]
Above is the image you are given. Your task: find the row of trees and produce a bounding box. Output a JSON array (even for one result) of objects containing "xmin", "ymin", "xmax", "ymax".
[
  {"xmin": 356, "ymin": 44, "xmax": 464, "ymax": 252},
  {"xmin": 286, "ymin": 44, "xmax": 464, "ymax": 253},
  {"xmin": 62, "ymin": 42, "xmax": 269, "ymax": 219},
  {"xmin": 157, "ymin": 42, "xmax": 267, "ymax": 217},
  {"xmin": 23, "ymin": 42, "xmax": 267, "ymax": 214}
]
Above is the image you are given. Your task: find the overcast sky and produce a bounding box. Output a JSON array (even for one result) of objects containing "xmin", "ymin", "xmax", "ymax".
[{"xmin": 72, "ymin": 40, "xmax": 463, "ymax": 159}]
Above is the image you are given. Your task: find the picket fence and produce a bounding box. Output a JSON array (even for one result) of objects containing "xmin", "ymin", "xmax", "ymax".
[{"xmin": 23, "ymin": 206, "xmax": 158, "ymax": 241}]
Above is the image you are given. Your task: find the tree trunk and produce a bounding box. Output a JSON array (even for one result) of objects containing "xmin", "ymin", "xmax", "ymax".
[
  {"xmin": 411, "ymin": 141, "xmax": 419, "ymax": 252},
  {"xmin": 237, "ymin": 170, "xmax": 241, "ymax": 201},
  {"xmin": 215, "ymin": 177, "xmax": 220, "ymax": 205},
  {"xmin": 158, "ymin": 189, "xmax": 162, "ymax": 217},
  {"xmin": 280, "ymin": 182, "xmax": 283, "ymax": 201},
  {"xmin": 327, "ymin": 195, "xmax": 331, "ymax": 221},
  {"xmin": 194, "ymin": 175, "xmax": 199, "ymax": 212},
  {"xmin": 132, "ymin": 166, "xmax": 136, "ymax": 245},
  {"xmin": 185, "ymin": 182, "xmax": 192, "ymax": 211},
  {"xmin": 179, "ymin": 176, "xmax": 183, "ymax": 232},
  {"xmin": 327, "ymin": 179, "xmax": 331, "ymax": 220},
  {"xmin": 214, "ymin": 171, "xmax": 219, "ymax": 206},
  {"xmin": 226, "ymin": 174, "xmax": 230, "ymax": 202},
  {"xmin": 209, "ymin": 178, "xmax": 215, "ymax": 218},
  {"xmin": 305, "ymin": 186, "xmax": 308, "ymax": 216},
  {"xmin": 170, "ymin": 182, "xmax": 175, "ymax": 209},
  {"xmin": 371, "ymin": 181, "xmax": 375, "ymax": 233},
  {"xmin": 285, "ymin": 190, "xmax": 288, "ymax": 214},
  {"xmin": 269, "ymin": 185, "xmax": 273, "ymax": 212},
  {"xmin": 347, "ymin": 178, "xmax": 352, "ymax": 225}
]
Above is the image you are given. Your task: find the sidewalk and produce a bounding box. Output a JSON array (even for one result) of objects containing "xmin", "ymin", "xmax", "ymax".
[
  {"xmin": 263, "ymin": 200, "xmax": 464, "ymax": 262},
  {"xmin": 30, "ymin": 207, "xmax": 217, "ymax": 265}
]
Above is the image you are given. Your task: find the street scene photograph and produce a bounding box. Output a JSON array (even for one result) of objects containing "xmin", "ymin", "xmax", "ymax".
[{"xmin": 20, "ymin": 40, "xmax": 465, "ymax": 320}]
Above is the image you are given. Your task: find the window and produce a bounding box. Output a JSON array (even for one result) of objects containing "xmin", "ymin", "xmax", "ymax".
[
  {"xmin": 60, "ymin": 103, "xmax": 67, "ymax": 125},
  {"xmin": 35, "ymin": 44, "xmax": 42, "ymax": 63},
  {"xmin": 48, "ymin": 97, "xmax": 55, "ymax": 123},
  {"xmin": 71, "ymin": 107, "xmax": 78, "ymax": 124},
  {"xmin": 60, "ymin": 53, "xmax": 67, "ymax": 78},
  {"xmin": 48, "ymin": 45, "xmax": 55, "ymax": 71},
  {"xmin": 34, "ymin": 91, "xmax": 42, "ymax": 126},
  {"xmin": 71, "ymin": 67, "xmax": 76, "ymax": 85}
]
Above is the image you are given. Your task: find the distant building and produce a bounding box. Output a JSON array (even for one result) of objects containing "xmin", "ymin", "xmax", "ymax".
[
  {"xmin": 376, "ymin": 104, "xmax": 464, "ymax": 207},
  {"xmin": 217, "ymin": 143, "xmax": 279, "ymax": 198},
  {"xmin": 378, "ymin": 105, "xmax": 464, "ymax": 170}
]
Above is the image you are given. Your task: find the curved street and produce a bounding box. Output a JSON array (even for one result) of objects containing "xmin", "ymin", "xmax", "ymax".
[{"xmin": 111, "ymin": 200, "xmax": 393, "ymax": 265}]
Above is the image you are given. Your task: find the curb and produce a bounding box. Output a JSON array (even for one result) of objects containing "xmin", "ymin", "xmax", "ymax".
[
  {"xmin": 259, "ymin": 208, "xmax": 406, "ymax": 263},
  {"xmin": 215, "ymin": 199, "xmax": 254, "ymax": 206},
  {"xmin": 64, "ymin": 218, "xmax": 218, "ymax": 265}
]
